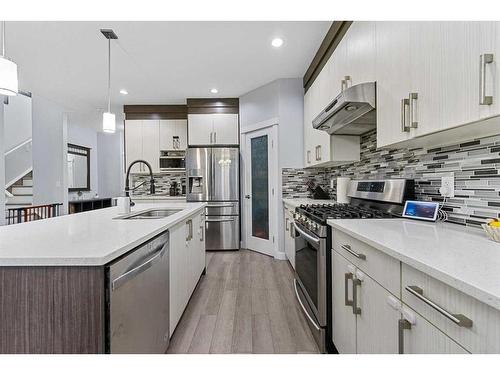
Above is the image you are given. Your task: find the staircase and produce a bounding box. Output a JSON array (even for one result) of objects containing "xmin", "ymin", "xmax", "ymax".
[{"xmin": 5, "ymin": 172, "xmax": 33, "ymax": 209}]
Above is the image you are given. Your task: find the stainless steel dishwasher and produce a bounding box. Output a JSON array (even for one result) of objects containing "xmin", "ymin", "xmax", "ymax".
[{"xmin": 107, "ymin": 231, "xmax": 170, "ymax": 353}]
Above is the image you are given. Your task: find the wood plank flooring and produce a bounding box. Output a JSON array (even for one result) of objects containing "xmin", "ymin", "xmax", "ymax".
[{"xmin": 167, "ymin": 249, "xmax": 319, "ymax": 354}]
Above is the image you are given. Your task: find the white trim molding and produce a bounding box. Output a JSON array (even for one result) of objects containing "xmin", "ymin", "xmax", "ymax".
[{"xmin": 240, "ymin": 117, "xmax": 279, "ymax": 135}]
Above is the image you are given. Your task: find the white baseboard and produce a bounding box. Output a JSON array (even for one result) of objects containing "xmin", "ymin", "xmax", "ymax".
[{"xmin": 273, "ymin": 251, "xmax": 287, "ymax": 261}]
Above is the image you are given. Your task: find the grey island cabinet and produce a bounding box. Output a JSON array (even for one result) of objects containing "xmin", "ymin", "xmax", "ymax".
[{"xmin": 0, "ymin": 202, "xmax": 206, "ymax": 354}]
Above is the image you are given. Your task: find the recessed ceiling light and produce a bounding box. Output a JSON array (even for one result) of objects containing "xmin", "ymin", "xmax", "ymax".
[
  {"xmin": 271, "ymin": 38, "xmax": 284, "ymax": 48},
  {"xmin": 210, "ymin": 88, "xmax": 218, "ymax": 94},
  {"xmin": 120, "ymin": 89, "xmax": 128, "ymax": 95}
]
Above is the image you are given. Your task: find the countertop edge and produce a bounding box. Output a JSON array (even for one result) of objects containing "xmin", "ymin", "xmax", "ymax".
[
  {"xmin": 0, "ymin": 203, "xmax": 206, "ymax": 267},
  {"xmin": 328, "ymin": 220, "xmax": 500, "ymax": 311}
]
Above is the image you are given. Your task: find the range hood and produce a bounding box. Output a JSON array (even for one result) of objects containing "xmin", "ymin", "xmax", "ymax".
[{"xmin": 312, "ymin": 82, "xmax": 376, "ymax": 135}]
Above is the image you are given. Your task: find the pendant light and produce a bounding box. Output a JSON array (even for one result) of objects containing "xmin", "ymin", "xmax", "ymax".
[
  {"xmin": 101, "ymin": 29, "xmax": 117, "ymax": 133},
  {"xmin": 0, "ymin": 21, "xmax": 18, "ymax": 96}
]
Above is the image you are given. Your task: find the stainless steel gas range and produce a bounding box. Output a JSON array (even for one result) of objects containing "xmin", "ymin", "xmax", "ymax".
[{"xmin": 292, "ymin": 179, "xmax": 415, "ymax": 353}]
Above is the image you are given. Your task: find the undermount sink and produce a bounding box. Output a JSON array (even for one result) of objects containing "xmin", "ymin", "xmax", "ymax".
[{"xmin": 115, "ymin": 208, "xmax": 183, "ymax": 220}]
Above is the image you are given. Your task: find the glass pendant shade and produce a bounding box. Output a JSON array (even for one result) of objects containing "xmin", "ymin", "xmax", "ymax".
[
  {"xmin": 0, "ymin": 55, "xmax": 18, "ymax": 96},
  {"xmin": 102, "ymin": 112, "xmax": 116, "ymax": 133}
]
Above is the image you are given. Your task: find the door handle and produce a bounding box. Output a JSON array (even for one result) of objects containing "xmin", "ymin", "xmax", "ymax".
[
  {"xmin": 398, "ymin": 318, "xmax": 412, "ymax": 354},
  {"xmin": 405, "ymin": 286, "xmax": 473, "ymax": 327},
  {"xmin": 408, "ymin": 92, "xmax": 418, "ymax": 128},
  {"xmin": 341, "ymin": 244, "xmax": 366, "ymax": 260},
  {"xmin": 294, "ymin": 279, "xmax": 321, "ymax": 331},
  {"xmin": 480, "ymin": 53, "xmax": 494, "ymax": 105},
  {"xmin": 401, "ymin": 98, "xmax": 410, "ymax": 132},
  {"xmin": 111, "ymin": 245, "xmax": 166, "ymax": 290},
  {"xmin": 352, "ymin": 278, "xmax": 362, "ymax": 315},
  {"xmin": 344, "ymin": 272, "xmax": 354, "ymax": 306},
  {"xmin": 244, "ymin": 194, "xmax": 251, "ymax": 199},
  {"xmin": 293, "ymin": 222, "xmax": 320, "ymax": 245},
  {"xmin": 206, "ymin": 218, "xmax": 236, "ymax": 223},
  {"xmin": 186, "ymin": 219, "xmax": 193, "ymax": 241}
]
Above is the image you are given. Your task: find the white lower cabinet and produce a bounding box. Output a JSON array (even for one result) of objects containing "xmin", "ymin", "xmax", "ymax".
[
  {"xmin": 331, "ymin": 250, "xmax": 356, "ymax": 353},
  {"xmin": 355, "ymin": 270, "xmax": 400, "ymax": 354},
  {"xmin": 331, "ymin": 249, "xmax": 399, "ymax": 354},
  {"xmin": 400, "ymin": 305, "xmax": 468, "ymax": 354},
  {"xmin": 169, "ymin": 209, "xmax": 206, "ymax": 336},
  {"xmin": 331, "ymin": 229, "xmax": 478, "ymax": 354}
]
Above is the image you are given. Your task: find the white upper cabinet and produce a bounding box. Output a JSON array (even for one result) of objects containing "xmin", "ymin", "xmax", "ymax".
[
  {"xmin": 345, "ymin": 21, "xmax": 376, "ymax": 86},
  {"xmin": 159, "ymin": 119, "xmax": 187, "ymax": 150},
  {"xmin": 187, "ymin": 114, "xmax": 211, "ymax": 145},
  {"xmin": 375, "ymin": 22, "xmax": 413, "ymax": 148},
  {"xmin": 188, "ymin": 113, "xmax": 239, "ymax": 146},
  {"xmin": 376, "ymin": 21, "xmax": 500, "ymax": 147},
  {"xmin": 125, "ymin": 119, "xmax": 160, "ymax": 173},
  {"xmin": 140, "ymin": 120, "xmax": 160, "ymax": 173},
  {"xmin": 125, "ymin": 120, "xmax": 143, "ymax": 173},
  {"xmin": 212, "ymin": 113, "xmax": 239, "ymax": 145}
]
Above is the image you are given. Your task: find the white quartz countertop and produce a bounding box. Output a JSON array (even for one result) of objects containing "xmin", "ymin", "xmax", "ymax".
[
  {"xmin": 328, "ymin": 218, "xmax": 500, "ymax": 310},
  {"xmin": 130, "ymin": 195, "xmax": 186, "ymax": 201},
  {"xmin": 0, "ymin": 202, "xmax": 205, "ymax": 267},
  {"xmin": 283, "ymin": 198, "xmax": 336, "ymax": 209}
]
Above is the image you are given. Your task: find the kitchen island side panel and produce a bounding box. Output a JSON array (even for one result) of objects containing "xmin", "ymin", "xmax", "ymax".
[{"xmin": 0, "ymin": 266, "xmax": 105, "ymax": 354}]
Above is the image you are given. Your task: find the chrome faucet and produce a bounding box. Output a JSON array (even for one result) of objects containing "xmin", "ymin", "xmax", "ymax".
[{"xmin": 125, "ymin": 160, "xmax": 156, "ymax": 202}]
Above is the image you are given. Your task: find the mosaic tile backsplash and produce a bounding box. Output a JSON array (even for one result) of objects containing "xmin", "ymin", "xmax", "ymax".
[
  {"xmin": 131, "ymin": 172, "xmax": 186, "ymax": 196},
  {"xmin": 283, "ymin": 130, "xmax": 500, "ymax": 227}
]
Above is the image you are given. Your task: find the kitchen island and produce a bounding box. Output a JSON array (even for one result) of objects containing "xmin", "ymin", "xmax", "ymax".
[{"xmin": 0, "ymin": 202, "xmax": 206, "ymax": 354}]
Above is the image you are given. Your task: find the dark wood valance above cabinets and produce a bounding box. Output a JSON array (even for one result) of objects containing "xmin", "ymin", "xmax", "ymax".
[
  {"xmin": 187, "ymin": 98, "xmax": 239, "ymax": 114},
  {"xmin": 123, "ymin": 105, "xmax": 188, "ymax": 120}
]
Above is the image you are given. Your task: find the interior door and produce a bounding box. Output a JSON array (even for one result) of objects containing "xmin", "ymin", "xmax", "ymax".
[
  {"xmin": 243, "ymin": 127, "xmax": 276, "ymax": 256},
  {"xmin": 211, "ymin": 147, "xmax": 239, "ymax": 201}
]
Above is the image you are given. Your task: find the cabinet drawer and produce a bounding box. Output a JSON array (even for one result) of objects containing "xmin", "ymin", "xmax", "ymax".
[
  {"xmin": 332, "ymin": 228, "xmax": 400, "ymax": 296},
  {"xmin": 402, "ymin": 264, "xmax": 500, "ymax": 353}
]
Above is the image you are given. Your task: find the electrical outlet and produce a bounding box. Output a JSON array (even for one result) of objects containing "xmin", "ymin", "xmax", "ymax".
[{"xmin": 440, "ymin": 175, "xmax": 455, "ymax": 198}]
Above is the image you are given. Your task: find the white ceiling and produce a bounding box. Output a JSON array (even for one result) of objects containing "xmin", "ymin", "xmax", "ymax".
[{"xmin": 7, "ymin": 21, "xmax": 331, "ymax": 130}]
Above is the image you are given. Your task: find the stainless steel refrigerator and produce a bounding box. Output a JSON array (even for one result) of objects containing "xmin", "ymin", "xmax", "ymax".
[{"xmin": 186, "ymin": 147, "xmax": 239, "ymax": 250}]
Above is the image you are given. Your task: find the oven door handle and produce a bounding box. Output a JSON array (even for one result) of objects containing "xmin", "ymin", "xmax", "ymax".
[
  {"xmin": 293, "ymin": 222, "xmax": 320, "ymax": 244},
  {"xmin": 294, "ymin": 279, "xmax": 321, "ymax": 331}
]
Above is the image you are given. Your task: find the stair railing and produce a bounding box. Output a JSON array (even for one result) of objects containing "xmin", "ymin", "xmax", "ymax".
[{"xmin": 5, "ymin": 203, "xmax": 63, "ymax": 225}]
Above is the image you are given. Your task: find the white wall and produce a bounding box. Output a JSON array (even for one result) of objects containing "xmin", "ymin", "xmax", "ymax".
[
  {"xmin": 4, "ymin": 93, "xmax": 32, "ymax": 151},
  {"xmin": 97, "ymin": 130, "xmax": 124, "ymax": 198},
  {"xmin": 67, "ymin": 123, "xmax": 98, "ymax": 197},
  {"xmin": 0, "ymin": 103, "xmax": 5, "ymax": 225},
  {"xmin": 32, "ymin": 95, "xmax": 68, "ymax": 213},
  {"xmin": 239, "ymin": 78, "xmax": 304, "ymax": 259}
]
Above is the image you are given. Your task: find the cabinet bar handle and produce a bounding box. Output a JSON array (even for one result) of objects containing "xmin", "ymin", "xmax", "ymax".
[
  {"xmin": 479, "ymin": 53, "xmax": 494, "ymax": 105},
  {"xmin": 398, "ymin": 318, "xmax": 412, "ymax": 354},
  {"xmin": 409, "ymin": 92, "xmax": 418, "ymax": 128},
  {"xmin": 401, "ymin": 98, "xmax": 410, "ymax": 132},
  {"xmin": 214, "ymin": 132, "xmax": 217, "ymax": 143},
  {"xmin": 290, "ymin": 222, "xmax": 295, "ymax": 238},
  {"xmin": 344, "ymin": 272, "xmax": 354, "ymax": 306},
  {"xmin": 186, "ymin": 219, "xmax": 193, "ymax": 241},
  {"xmin": 307, "ymin": 150, "xmax": 311, "ymax": 164},
  {"xmin": 341, "ymin": 244, "xmax": 366, "ymax": 260},
  {"xmin": 315, "ymin": 145, "xmax": 322, "ymax": 161},
  {"xmin": 210, "ymin": 132, "xmax": 213, "ymax": 144},
  {"xmin": 352, "ymin": 278, "xmax": 362, "ymax": 315},
  {"xmin": 285, "ymin": 217, "xmax": 290, "ymax": 231},
  {"xmin": 405, "ymin": 286, "xmax": 473, "ymax": 327}
]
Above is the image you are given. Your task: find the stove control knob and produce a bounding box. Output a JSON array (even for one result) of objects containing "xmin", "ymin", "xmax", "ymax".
[{"xmin": 313, "ymin": 223, "xmax": 319, "ymax": 231}]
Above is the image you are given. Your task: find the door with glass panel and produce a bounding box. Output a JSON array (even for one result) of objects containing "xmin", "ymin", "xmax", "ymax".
[{"xmin": 243, "ymin": 127, "xmax": 275, "ymax": 256}]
